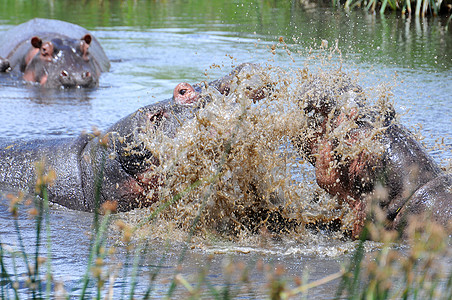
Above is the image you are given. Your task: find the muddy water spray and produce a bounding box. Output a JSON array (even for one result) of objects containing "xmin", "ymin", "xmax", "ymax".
[{"xmin": 116, "ymin": 62, "xmax": 399, "ymax": 244}]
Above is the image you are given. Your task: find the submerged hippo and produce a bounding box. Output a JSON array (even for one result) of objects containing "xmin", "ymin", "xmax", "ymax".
[
  {"xmin": 297, "ymin": 72, "xmax": 451, "ymax": 238},
  {"xmin": 0, "ymin": 64, "xmax": 269, "ymax": 212},
  {"xmin": 0, "ymin": 18, "xmax": 109, "ymax": 88}
]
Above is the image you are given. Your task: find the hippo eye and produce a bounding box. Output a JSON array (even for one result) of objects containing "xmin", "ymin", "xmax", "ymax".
[
  {"xmin": 179, "ymin": 89, "xmax": 187, "ymax": 95},
  {"xmin": 61, "ymin": 70, "xmax": 69, "ymax": 77}
]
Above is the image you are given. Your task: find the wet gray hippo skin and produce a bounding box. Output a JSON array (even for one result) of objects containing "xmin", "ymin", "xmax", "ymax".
[
  {"xmin": 298, "ymin": 73, "xmax": 451, "ymax": 237},
  {"xmin": 0, "ymin": 18, "xmax": 109, "ymax": 88},
  {"xmin": 0, "ymin": 64, "xmax": 268, "ymax": 212},
  {"xmin": 377, "ymin": 125, "xmax": 451, "ymax": 230}
]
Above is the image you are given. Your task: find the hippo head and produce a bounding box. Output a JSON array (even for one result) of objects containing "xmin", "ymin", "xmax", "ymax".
[
  {"xmin": 22, "ymin": 34, "xmax": 101, "ymax": 88},
  {"xmin": 91, "ymin": 65, "xmax": 273, "ymax": 211},
  {"xmin": 87, "ymin": 83, "xmax": 204, "ymax": 211}
]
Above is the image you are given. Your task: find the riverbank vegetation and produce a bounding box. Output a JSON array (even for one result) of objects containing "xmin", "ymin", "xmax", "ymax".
[
  {"xmin": 1, "ymin": 0, "xmax": 451, "ymax": 29},
  {"xmin": 330, "ymin": 0, "xmax": 452, "ymax": 16}
]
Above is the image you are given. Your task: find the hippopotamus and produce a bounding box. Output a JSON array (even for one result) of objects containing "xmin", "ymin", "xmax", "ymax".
[
  {"xmin": 297, "ymin": 71, "xmax": 451, "ymax": 238},
  {"xmin": 0, "ymin": 64, "xmax": 269, "ymax": 212},
  {"xmin": 0, "ymin": 18, "xmax": 109, "ymax": 88}
]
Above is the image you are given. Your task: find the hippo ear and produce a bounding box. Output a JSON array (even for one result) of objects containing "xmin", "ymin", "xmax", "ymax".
[
  {"xmin": 31, "ymin": 37, "xmax": 42, "ymax": 49},
  {"xmin": 82, "ymin": 34, "xmax": 92, "ymax": 45}
]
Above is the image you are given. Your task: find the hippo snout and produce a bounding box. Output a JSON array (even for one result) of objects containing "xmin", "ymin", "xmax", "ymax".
[
  {"xmin": 59, "ymin": 69, "xmax": 96, "ymax": 88},
  {"xmin": 82, "ymin": 71, "xmax": 91, "ymax": 79}
]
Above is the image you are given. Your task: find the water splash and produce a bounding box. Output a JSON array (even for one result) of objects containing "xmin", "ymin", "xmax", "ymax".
[{"xmin": 114, "ymin": 51, "xmax": 412, "ymax": 247}]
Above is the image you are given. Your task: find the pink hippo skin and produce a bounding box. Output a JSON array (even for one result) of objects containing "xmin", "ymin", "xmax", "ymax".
[{"xmin": 298, "ymin": 73, "xmax": 451, "ymax": 238}]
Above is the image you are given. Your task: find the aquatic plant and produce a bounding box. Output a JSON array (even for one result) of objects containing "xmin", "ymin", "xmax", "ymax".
[{"xmin": 335, "ymin": 206, "xmax": 452, "ymax": 299}]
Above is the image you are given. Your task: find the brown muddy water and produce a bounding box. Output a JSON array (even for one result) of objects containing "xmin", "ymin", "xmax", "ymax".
[{"xmin": 0, "ymin": 0, "xmax": 451, "ymax": 298}]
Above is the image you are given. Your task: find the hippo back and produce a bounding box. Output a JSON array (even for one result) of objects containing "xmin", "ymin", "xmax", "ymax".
[
  {"xmin": 379, "ymin": 124, "xmax": 444, "ymax": 220},
  {"xmin": 0, "ymin": 18, "xmax": 110, "ymax": 73},
  {"xmin": 397, "ymin": 173, "xmax": 452, "ymax": 227},
  {"xmin": 0, "ymin": 135, "xmax": 93, "ymax": 211}
]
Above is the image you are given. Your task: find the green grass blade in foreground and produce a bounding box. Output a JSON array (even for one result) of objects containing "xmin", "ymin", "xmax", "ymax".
[
  {"xmin": 78, "ymin": 141, "xmax": 108, "ymax": 299},
  {"xmin": 33, "ymin": 166, "xmax": 57, "ymax": 299},
  {"xmin": 0, "ymin": 242, "xmax": 20, "ymax": 300},
  {"xmin": 34, "ymin": 198, "xmax": 42, "ymax": 298},
  {"xmin": 142, "ymin": 242, "xmax": 170, "ymax": 299},
  {"xmin": 78, "ymin": 210, "xmax": 112, "ymax": 299},
  {"xmin": 128, "ymin": 242, "xmax": 147, "ymax": 299},
  {"xmin": 41, "ymin": 186, "xmax": 53, "ymax": 299},
  {"xmin": 93, "ymin": 143, "xmax": 107, "ymax": 235},
  {"xmin": 32, "ymin": 195, "xmax": 44, "ymax": 299},
  {"xmin": 334, "ymin": 227, "xmax": 369, "ymax": 299},
  {"xmin": 11, "ymin": 211, "xmax": 32, "ymax": 279},
  {"xmin": 120, "ymin": 247, "xmax": 130, "ymax": 300}
]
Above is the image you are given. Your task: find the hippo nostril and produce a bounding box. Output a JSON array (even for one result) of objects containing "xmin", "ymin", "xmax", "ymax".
[
  {"xmin": 179, "ymin": 89, "xmax": 187, "ymax": 95},
  {"xmin": 221, "ymin": 86, "xmax": 230, "ymax": 96},
  {"xmin": 61, "ymin": 70, "xmax": 69, "ymax": 77},
  {"xmin": 82, "ymin": 71, "xmax": 91, "ymax": 79}
]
